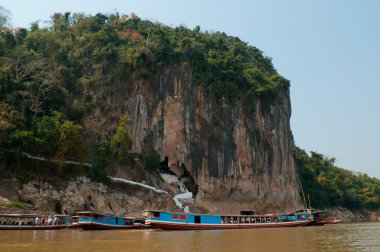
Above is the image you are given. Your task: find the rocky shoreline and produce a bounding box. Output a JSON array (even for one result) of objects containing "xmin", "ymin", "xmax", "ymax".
[
  {"xmin": 0, "ymin": 176, "xmax": 379, "ymax": 222},
  {"xmin": 329, "ymin": 207, "xmax": 380, "ymax": 222}
]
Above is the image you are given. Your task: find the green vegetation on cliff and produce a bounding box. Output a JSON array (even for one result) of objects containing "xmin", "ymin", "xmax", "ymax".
[
  {"xmin": 295, "ymin": 147, "xmax": 380, "ymax": 210},
  {"xmin": 0, "ymin": 10, "xmax": 286, "ymax": 179}
]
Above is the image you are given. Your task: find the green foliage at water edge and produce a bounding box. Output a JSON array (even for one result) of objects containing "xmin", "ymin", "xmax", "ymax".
[{"xmin": 295, "ymin": 147, "xmax": 380, "ymax": 210}]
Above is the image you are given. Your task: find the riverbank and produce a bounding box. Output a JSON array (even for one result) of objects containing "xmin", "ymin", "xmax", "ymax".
[
  {"xmin": 0, "ymin": 175, "xmax": 379, "ymax": 222},
  {"xmin": 329, "ymin": 207, "xmax": 380, "ymax": 222}
]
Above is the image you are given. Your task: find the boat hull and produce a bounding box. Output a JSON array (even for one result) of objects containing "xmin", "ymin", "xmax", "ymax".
[
  {"xmin": 328, "ymin": 219, "xmax": 342, "ymax": 224},
  {"xmin": 146, "ymin": 220, "xmax": 310, "ymax": 230},
  {"xmin": 78, "ymin": 221, "xmax": 136, "ymax": 230},
  {"xmin": 307, "ymin": 219, "xmax": 342, "ymax": 226},
  {"xmin": 306, "ymin": 220, "xmax": 329, "ymax": 226},
  {"xmin": 0, "ymin": 225, "xmax": 68, "ymax": 230},
  {"xmin": 68, "ymin": 223, "xmax": 81, "ymax": 229}
]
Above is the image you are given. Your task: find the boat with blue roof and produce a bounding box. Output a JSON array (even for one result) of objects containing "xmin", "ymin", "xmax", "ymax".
[
  {"xmin": 144, "ymin": 209, "xmax": 311, "ymax": 230},
  {"xmin": 77, "ymin": 212, "xmax": 149, "ymax": 230}
]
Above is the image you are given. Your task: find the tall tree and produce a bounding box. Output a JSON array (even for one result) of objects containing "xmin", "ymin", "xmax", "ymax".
[
  {"xmin": 110, "ymin": 115, "xmax": 133, "ymax": 162},
  {"xmin": 0, "ymin": 5, "xmax": 10, "ymax": 30}
]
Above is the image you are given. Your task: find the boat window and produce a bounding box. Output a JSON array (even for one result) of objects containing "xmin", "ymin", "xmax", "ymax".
[
  {"xmin": 194, "ymin": 216, "xmax": 201, "ymax": 224},
  {"xmin": 125, "ymin": 219, "xmax": 133, "ymax": 225},
  {"xmin": 172, "ymin": 214, "xmax": 186, "ymax": 220}
]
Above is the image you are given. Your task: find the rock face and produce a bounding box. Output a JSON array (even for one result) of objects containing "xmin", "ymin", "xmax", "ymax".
[
  {"xmin": 0, "ymin": 177, "xmax": 177, "ymax": 216},
  {"xmin": 331, "ymin": 207, "xmax": 380, "ymax": 222},
  {"xmin": 122, "ymin": 64, "xmax": 301, "ymax": 213}
]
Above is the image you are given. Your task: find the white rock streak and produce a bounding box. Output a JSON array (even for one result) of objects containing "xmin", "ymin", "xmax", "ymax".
[
  {"xmin": 21, "ymin": 152, "xmax": 93, "ymax": 167},
  {"xmin": 109, "ymin": 177, "xmax": 168, "ymax": 194},
  {"xmin": 109, "ymin": 176, "xmax": 192, "ymax": 211}
]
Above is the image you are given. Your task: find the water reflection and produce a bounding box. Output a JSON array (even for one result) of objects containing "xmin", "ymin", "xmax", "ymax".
[{"xmin": 0, "ymin": 223, "xmax": 379, "ymax": 252}]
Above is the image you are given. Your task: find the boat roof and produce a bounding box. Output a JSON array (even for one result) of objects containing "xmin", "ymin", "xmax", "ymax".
[
  {"xmin": 123, "ymin": 217, "xmax": 143, "ymax": 220},
  {"xmin": 75, "ymin": 212, "xmax": 142, "ymax": 219},
  {"xmin": 144, "ymin": 210, "xmax": 285, "ymax": 217},
  {"xmin": 0, "ymin": 214, "xmax": 39, "ymax": 218}
]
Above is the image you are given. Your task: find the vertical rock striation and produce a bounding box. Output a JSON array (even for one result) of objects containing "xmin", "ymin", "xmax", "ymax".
[{"xmin": 125, "ymin": 64, "xmax": 301, "ymax": 213}]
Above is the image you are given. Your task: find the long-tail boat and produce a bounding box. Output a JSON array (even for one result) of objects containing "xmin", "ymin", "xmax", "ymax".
[
  {"xmin": 77, "ymin": 212, "xmax": 150, "ymax": 230},
  {"xmin": 291, "ymin": 209, "xmax": 342, "ymax": 226},
  {"xmin": 143, "ymin": 210, "xmax": 311, "ymax": 230},
  {"xmin": 0, "ymin": 214, "xmax": 69, "ymax": 230}
]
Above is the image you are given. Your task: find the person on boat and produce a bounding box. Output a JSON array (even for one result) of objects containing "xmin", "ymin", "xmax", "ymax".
[
  {"xmin": 48, "ymin": 215, "xmax": 53, "ymax": 225},
  {"xmin": 53, "ymin": 216, "xmax": 58, "ymax": 225}
]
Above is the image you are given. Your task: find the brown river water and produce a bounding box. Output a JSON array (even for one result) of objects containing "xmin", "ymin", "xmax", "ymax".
[{"xmin": 1, "ymin": 222, "xmax": 379, "ymax": 252}]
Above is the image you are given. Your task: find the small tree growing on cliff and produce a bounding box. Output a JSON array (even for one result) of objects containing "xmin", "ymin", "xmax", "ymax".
[
  {"xmin": 110, "ymin": 115, "xmax": 133, "ymax": 162},
  {"xmin": 143, "ymin": 145, "xmax": 160, "ymax": 171}
]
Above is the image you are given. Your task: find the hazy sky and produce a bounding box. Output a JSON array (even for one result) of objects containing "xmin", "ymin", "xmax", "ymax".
[{"xmin": 2, "ymin": 0, "xmax": 380, "ymax": 178}]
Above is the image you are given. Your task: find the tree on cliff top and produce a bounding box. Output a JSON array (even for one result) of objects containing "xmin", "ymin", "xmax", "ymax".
[{"xmin": 0, "ymin": 5, "xmax": 11, "ymax": 30}]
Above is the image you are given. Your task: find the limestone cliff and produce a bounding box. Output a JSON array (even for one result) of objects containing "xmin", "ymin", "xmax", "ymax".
[{"xmin": 108, "ymin": 64, "xmax": 301, "ymax": 213}]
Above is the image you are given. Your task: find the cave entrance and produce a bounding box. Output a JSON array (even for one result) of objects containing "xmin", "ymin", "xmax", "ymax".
[
  {"xmin": 159, "ymin": 156, "xmax": 175, "ymax": 175},
  {"xmin": 55, "ymin": 202, "xmax": 62, "ymax": 214},
  {"xmin": 179, "ymin": 163, "xmax": 198, "ymax": 198}
]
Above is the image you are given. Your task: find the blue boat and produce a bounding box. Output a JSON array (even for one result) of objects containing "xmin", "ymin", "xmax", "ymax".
[
  {"xmin": 77, "ymin": 212, "xmax": 149, "ymax": 230},
  {"xmin": 144, "ymin": 210, "xmax": 311, "ymax": 230}
]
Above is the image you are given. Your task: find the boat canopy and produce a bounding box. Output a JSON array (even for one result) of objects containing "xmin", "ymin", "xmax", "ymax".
[
  {"xmin": 144, "ymin": 209, "xmax": 295, "ymax": 218},
  {"xmin": 0, "ymin": 214, "xmax": 39, "ymax": 218}
]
